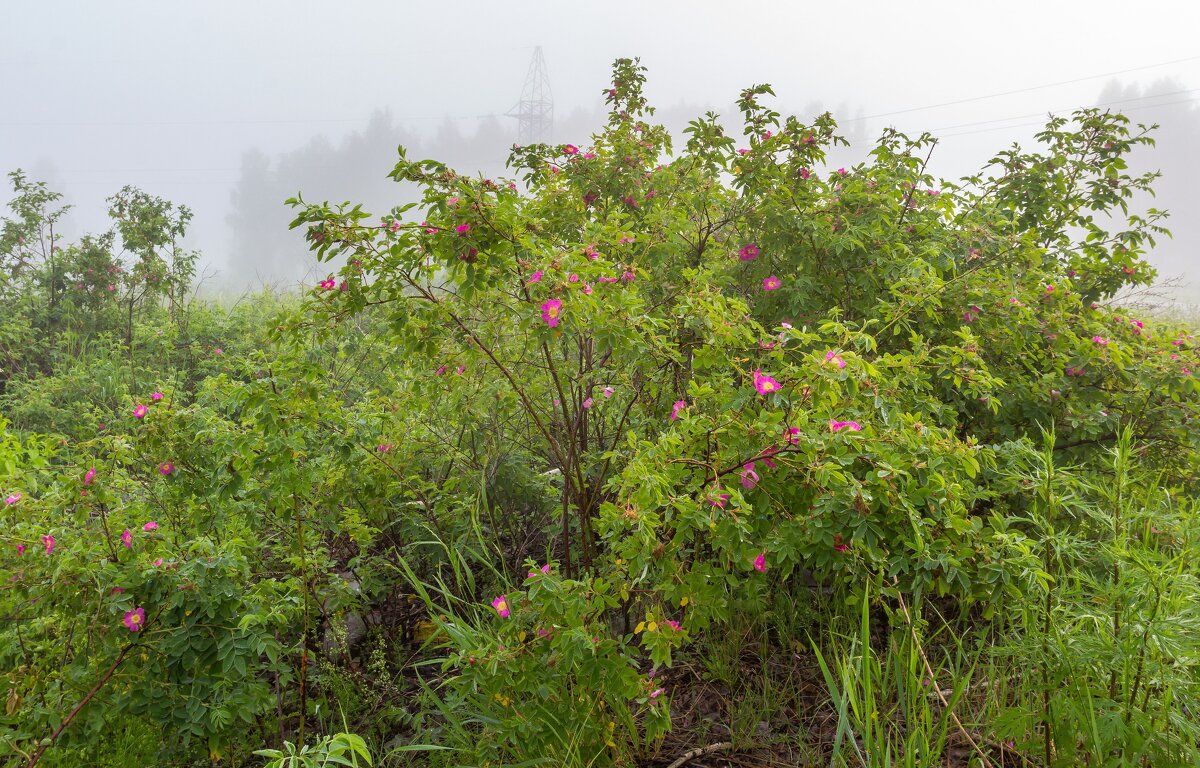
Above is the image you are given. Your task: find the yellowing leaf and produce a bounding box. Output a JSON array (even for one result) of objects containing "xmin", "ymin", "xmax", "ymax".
[{"xmin": 413, "ymin": 620, "xmax": 439, "ymax": 642}]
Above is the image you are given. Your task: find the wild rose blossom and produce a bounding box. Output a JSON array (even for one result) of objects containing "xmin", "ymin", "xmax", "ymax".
[
  {"xmin": 602, "ymin": 386, "xmax": 614, "ymax": 398},
  {"xmin": 121, "ymin": 529, "xmax": 132, "ymax": 548},
  {"xmin": 133, "ymin": 404, "xmax": 148, "ymax": 419},
  {"xmin": 527, "ymin": 564, "xmax": 552, "ymax": 578},
  {"xmin": 541, "ymin": 299, "xmax": 563, "ymax": 328},
  {"xmin": 741, "ymin": 463, "xmax": 759, "ymax": 489},
  {"xmin": 824, "ymin": 350, "xmax": 846, "ymax": 369},
  {"xmin": 42, "ymin": 535, "xmax": 55, "ymax": 554},
  {"xmin": 753, "ymin": 369, "xmax": 781, "ymax": 395},
  {"xmin": 143, "ymin": 521, "xmax": 158, "ymax": 531},
  {"xmin": 527, "ymin": 270, "xmax": 543, "ymax": 284},
  {"xmin": 739, "ymin": 243, "xmax": 759, "ymax": 261},
  {"xmin": 583, "ymin": 397, "xmax": 594, "ymax": 409},
  {"xmin": 754, "ymin": 551, "xmax": 766, "ymax": 572},
  {"xmin": 763, "ymin": 275, "xmax": 781, "ymax": 291},
  {"xmin": 454, "ymin": 223, "xmax": 470, "ymax": 235},
  {"xmin": 670, "ymin": 400, "xmax": 687, "ymax": 421},
  {"xmin": 562, "ymin": 144, "xmax": 578, "ymax": 155},
  {"xmin": 491, "ymin": 594, "xmax": 510, "ymax": 618},
  {"xmin": 707, "ymin": 491, "xmax": 731, "ymax": 509},
  {"xmin": 84, "ymin": 468, "xmax": 96, "ymax": 486},
  {"xmin": 158, "ymin": 462, "xmax": 174, "ymax": 476},
  {"xmin": 123, "ymin": 607, "xmax": 145, "ymax": 632},
  {"xmin": 151, "ymin": 392, "xmax": 164, "ymax": 401},
  {"xmin": 830, "ymin": 420, "xmax": 863, "ymax": 433},
  {"xmin": 4, "ymin": 492, "xmax": 20, "ymax": 506}
]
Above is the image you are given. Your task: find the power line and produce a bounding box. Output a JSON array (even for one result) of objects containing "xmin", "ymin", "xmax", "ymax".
[
  {"xmin": 936, "ymin": 95, "xmax": 1200, "ymax": 139},
  {"xmin": 861, "ymin": 54, "xmax": 1200, "ymax": 121},
  {"xmin": 927, "ymin": 88, "xmax": 1200, "ymax": 133}
]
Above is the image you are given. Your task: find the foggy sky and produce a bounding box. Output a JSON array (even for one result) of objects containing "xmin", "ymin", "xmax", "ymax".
[{"xmin": 2, "ymin": 0, "xmax": 1197, "ymax": 296}]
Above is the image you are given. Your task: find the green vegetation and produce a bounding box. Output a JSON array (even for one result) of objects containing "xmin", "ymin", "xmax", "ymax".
[{"xmin": 2, "ymin": 59, "xmax": 1197, "ymax": 767}]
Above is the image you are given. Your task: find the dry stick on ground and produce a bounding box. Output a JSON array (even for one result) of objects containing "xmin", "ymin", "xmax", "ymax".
[
  {"xmin": 893, "ymin": 589, "xmax": 994, "ymax": 768},
  {"xmin": 665, "ymin": 741, "xmax": 733, "ymax": 768}
]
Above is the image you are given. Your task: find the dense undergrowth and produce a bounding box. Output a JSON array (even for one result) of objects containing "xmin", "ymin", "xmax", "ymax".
[{"xmin": 2, "ymin": 60, "xmax": 1199, "ymax": 768}]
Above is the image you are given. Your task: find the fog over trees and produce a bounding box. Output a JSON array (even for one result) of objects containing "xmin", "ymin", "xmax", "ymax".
[
  {"xmin": 218, "ymin": 82, "xmax": 1195, "ymax": 297},
  {"xmin": 2, "ymin": 2, "xmax": 1196, "ymax": 300}
]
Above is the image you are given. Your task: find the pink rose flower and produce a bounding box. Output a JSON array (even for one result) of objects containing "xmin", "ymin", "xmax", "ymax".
[
  {"xmin": 123, "ymin": 607, "xmax": 146, "ymax": 632},
  {"xmin": 540, "ymin": 299, "xmax": 563, "ymax": 328},
  {"xmin": 753, "ymin": 369, "xmax": 781, "ymax": 395},
  {"xmin": 491, "ymin": 594, "xmax": 510, "ymax": 618}
]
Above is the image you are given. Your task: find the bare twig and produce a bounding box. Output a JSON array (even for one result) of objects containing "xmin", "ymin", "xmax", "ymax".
[
  {"xmin": 665, "ymin": 741, "xmax": 733, "ymax": 768},
  {"xmin": 894, "ymin": 589, "xmax": 994, "ymax": 768},
  {"xmin": 26, "ymin": 643, "xmax": 136, "ymax": 767}
]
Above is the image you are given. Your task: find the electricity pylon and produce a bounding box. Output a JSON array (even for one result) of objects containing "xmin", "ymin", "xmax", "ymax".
[{"xmin": 507, "ymin": 46, "xmax": 553, "ymax": 145}]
